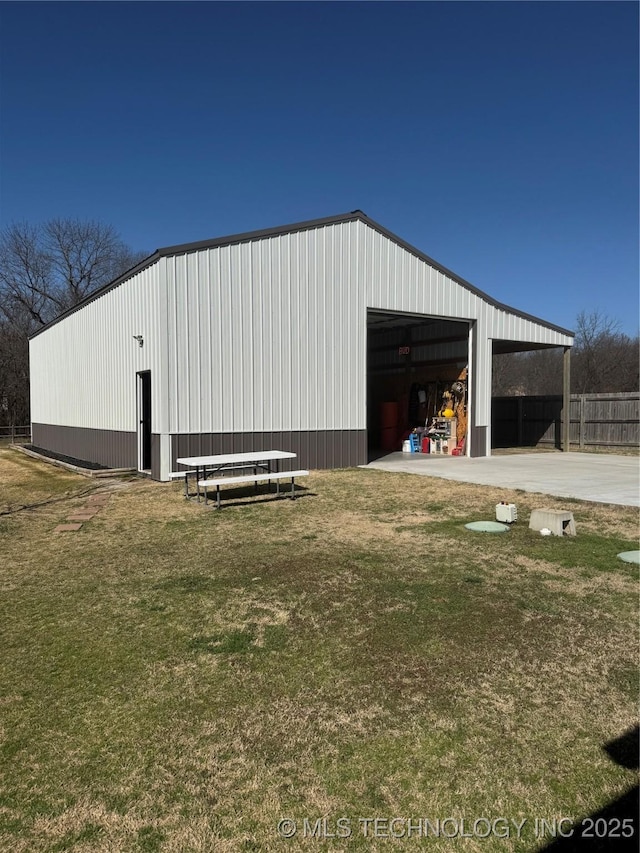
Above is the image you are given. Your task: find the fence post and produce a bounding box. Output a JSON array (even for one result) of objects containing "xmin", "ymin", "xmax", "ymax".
[
  {"xmin": 579, "ymin": 395, "xmax": 585, "ymax": 449},
  {"xmin": 11, "ymin": 424, "xmax": 15, "ymax": 444},
  {"xmin": 562, "ymin": 347, "xmax": 571, "ymax": 452}
]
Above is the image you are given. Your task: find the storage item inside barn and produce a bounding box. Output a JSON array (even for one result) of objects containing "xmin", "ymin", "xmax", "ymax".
[{"xmin": 380, "ymin": 402, "xmax": 400, "ymax": 451}]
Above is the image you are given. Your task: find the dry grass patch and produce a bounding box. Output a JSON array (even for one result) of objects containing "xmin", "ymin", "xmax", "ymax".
[{"xmin": 0, "ymin": 447, "xmax": 637, "ymax": 852}]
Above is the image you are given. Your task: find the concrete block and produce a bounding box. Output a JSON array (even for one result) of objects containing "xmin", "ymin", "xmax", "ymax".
[{"xmin": 529, "ymin": 508, "xmax": 576, "ymax": 536}]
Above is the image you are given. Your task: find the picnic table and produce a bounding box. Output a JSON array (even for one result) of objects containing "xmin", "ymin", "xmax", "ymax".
[{"xmin": 172, "ymin": 450, "xmax": 304, "ymax": 506}]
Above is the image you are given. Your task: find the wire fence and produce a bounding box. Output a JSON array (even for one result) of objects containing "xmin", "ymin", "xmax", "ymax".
[{"xmin": 0, "ymin": 425, "xmax": 31, "ymax": 444}]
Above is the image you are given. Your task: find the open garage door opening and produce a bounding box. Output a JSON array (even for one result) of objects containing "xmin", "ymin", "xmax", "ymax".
[
  {"xmin": 491, "ymin": 340, "xmax": 571, "ymax": 451},
  {"xmin": 366, "ymin": 311, "xmax": 471, "ymax": 461}
]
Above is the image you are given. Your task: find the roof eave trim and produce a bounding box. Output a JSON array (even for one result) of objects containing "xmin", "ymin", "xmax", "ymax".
[{"xmin": 157, "ymin": 210, "xmax": 364, "ymax": 257}]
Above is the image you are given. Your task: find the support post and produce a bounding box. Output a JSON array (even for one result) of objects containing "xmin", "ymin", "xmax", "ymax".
[
  {"xmin": 562, "ymin": 347, "xmax": 571, "ymax": 452},
  {"xmin": 517, "ymin": 396, "xmax": 523, "ymax": 447}
]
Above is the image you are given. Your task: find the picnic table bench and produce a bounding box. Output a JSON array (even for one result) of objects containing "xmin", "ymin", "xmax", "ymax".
[{"xmin": 199, "ymin": 469, "xmax": 309, "ymax": 508}]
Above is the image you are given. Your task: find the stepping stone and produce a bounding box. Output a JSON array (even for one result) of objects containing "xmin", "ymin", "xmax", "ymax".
[
  {"xmin": 54, "ymin": 523, "xmax": 83, "ymax": 532},
  {"xmin": 529, "ymin": 509, "xmax": 576, "ymax": 536},
  {"xmin": 67, "ymin": 513, "xmax": 97, "ymax": 521}
]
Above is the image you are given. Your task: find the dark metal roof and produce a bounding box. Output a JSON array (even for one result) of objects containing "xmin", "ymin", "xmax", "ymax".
[{"xmin": 29, "ymin": 210, "xmax": 574, "ymax": 338}]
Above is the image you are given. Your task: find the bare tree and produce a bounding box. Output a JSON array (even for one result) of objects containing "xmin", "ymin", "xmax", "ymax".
[
  {"xmin": 572, "ymin": 310, "xmax": 639, "ymax": 393},
  {"xmin": 0, "ymin": 219, "xmax": 146, "ymax": 327},
  {"xmin": 492, "ymin": 351, "xmax": 526, "ymax": 396},
  {"xmin": 0, "ymin": 222, "xmax": 53, "ymax": 328},
  {"xmin": 492, "ymin": 349, "xmax": 562, "ymax": 396},
  {"xmin": 0, "ymin": 219, "xmax": 146, "ymax": 426},
  {"xmin": 0, "ymin": 318, "xmax": 30, "ymax": 425}
]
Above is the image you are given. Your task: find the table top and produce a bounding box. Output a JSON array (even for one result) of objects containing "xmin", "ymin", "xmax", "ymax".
[{"xmin": 176, "ymin": 450, "xmax": 296, "ymax": 467}]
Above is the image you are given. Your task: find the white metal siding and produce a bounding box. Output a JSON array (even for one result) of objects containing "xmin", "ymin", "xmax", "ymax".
[
  {"xmin": 29, "ymin": 261, "xmax": 165, "ymax": 432},
  {"xmin": 166, "ymin": 221, "xmax": 367, "ymax": 434}
]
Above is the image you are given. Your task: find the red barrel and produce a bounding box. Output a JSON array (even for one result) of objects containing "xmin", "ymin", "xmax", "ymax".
[
  {"xmin": 380, "ymin": 402, "xmax": 400, "ymax": 451},
  {"xmin": 380, "ymin": 402, "xmax": 399, "ymax": 429},
  {"xmin": 380, "ymin": 427, "xmax": 398, "ymax": 450}
]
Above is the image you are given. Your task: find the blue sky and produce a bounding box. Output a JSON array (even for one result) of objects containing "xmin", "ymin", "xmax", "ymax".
[{"xmin": 1, "ymin": 1, "xmax": 638, "ymax": 335}]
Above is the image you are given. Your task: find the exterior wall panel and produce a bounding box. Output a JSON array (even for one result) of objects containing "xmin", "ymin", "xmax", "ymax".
[
  {"xmin": 151, "ymin": 434, "xmax": 162, "ymax": 481},
  {"xmin": 30, "ymin": 261, "xmax": 165, "ymax": 436},
  {"xmin": 31, "ymin": 423, "xmax": 136, "ymax": 469},
  {"xmin": 166, "ymin": 221, "xmax": 367, "ymax": 437},
  {"xmin": 171, "ymin": 430, "xmax": 366, "ymax": 471}
]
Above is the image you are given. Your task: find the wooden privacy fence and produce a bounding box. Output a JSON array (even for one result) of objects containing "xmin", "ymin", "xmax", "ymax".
[{"xmin": 492, "ymin": 392, "xmax": 639, "ymax": 449}]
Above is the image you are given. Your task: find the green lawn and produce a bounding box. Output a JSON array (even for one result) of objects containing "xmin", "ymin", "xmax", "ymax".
[{"xmin": 0, "ymin": 448, "xmax": 638, "ymax": 852}]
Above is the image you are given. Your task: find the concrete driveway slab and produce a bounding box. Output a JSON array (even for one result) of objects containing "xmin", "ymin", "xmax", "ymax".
[{"xmin": 363, "ymin": 452, "xmax": 640, "ymax": 507}]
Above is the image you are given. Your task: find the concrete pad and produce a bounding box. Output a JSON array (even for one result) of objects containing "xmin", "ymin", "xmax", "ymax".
[
  {"xmin": 67, "ymin": 513, "xmax": 97, "ymax": 521},
  {"xmin": 54, "ymin": 523, "xmax": 83, "ymax": 532},
  {"xmin": 363, "ymin": 452, "xmax": 640, "ymax": 507}
]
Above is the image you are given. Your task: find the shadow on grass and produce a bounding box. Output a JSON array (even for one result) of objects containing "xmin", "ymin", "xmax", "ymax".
[
  {"xmin": 196, "ymin": 484, "xmax": 314, "ymax": 511},
  {"xmin": 538, "ymin": 725, "xmax": 639, "ymax": 852}
]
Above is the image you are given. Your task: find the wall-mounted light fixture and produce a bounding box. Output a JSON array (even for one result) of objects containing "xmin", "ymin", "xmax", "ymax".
[{"xmin": 133, "ymin": 335, "xmax": 144, "ymax": 347}]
